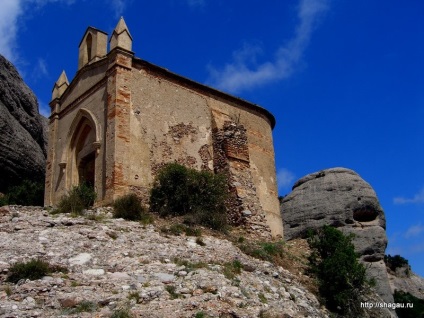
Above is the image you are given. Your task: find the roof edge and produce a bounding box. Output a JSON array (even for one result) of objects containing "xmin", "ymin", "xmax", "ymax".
[{"xmin": 132, "ymin": 58, "xmax": 276, "ymax": 129}]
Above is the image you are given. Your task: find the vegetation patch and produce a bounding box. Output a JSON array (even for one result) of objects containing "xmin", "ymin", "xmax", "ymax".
[
  {"xmin": 173, "ymin": 258, "xmax": 208, "ymax": 272},
  {"xmin": 113, "ymin": 193, "xmax": 152, "ymax": 224},
  {"xmin": 62, "ymin": 300, "xmax": 97, "ymax": 315},
  {"xmin": 394, "ymin": 290, "xmax": 424, "ymax": 318},
  {"xmin": 150, "ymin": 163, "xmax": 228, "ymax": 231},
  {"xmin": 222, "ymin": 260, "xmax": 242, "ymax": 280},
  {"xmin": 258, "ymin": 292, "xmax": 268, "ymax": 304},
  {"xmin": 165, "ymin": 285, "xmax": 181, "ymax": 299},
  {"xmin": 6, "ymin": 259, "xmax": 68, "ymax": 284},
  {"xmin": 307, "ymin": 225, "xmax": 370, "ymax": 317},
  {"xmin": 111, "ymin": 308, "xmax": 134, "ymax": 318},
  {"xmin": 385, "ymin": 254, "xmax": 410, "ymax": 275},
  {"xmin": 127, "ymin": 291, "xmax": 141, "ymax": 303},
  {"xmin": 238, "ymin": 240, "xmax": 286, "ymax": 263},
  {"xmin": 0, "ymin": 180, "xmax": 45, "ymax": 206},
  {"xmin": 160, "ymin": 223, "xmax": 202, "ymax": 237},
  {"xmin": 54, "ymin": 183, "xmax": 96, "ymax": 215}
]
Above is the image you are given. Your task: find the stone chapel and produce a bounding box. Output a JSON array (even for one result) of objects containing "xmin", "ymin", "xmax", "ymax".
[{"xmin": 44, "ymin": 18, "xmax": 283, "ymax": 237}]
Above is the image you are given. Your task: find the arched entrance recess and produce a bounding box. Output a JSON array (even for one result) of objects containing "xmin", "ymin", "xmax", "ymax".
[
  {"xmin": 73, "ymin": 121, "xmax": 96, "ymax": 186},
  {"xmin": 64, "ymin": 109, "xmax": 101, "ymax": 191}
]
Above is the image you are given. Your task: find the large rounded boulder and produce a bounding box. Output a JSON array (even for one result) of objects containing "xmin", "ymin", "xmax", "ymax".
[{"xmin": 281, "ymin": 167, "xmax": 393, "ymax": 304}]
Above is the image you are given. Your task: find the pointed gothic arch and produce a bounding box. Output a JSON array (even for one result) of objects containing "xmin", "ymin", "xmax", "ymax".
[{"xmin": 62, "ymin": 109, "xmax": 101, "ymax": 190}]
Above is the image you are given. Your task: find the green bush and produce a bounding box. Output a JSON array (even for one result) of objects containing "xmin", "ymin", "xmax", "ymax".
[
  {"xmin": 385, "ymin": 254, "xmax": 409, "ymax": 272},
  {"xmin": 6, "ymin": 259, "xmax": 58, "ymax": 283},
  {"xmin": 150, "ymin": 163, "xmax": 228, "ymax": 231},
  {"xmin": 238, "ymin": 240, "xmax": 285, "ymax": 263},
  {"xmin": 111, "ymin": 308, "xmax": 133, "ymax": 318},
  {"xmin": 394, "ymin": 290, "xmax": 424, "ymax": 318},
  {"xmin": 223, "ymin": 260, "xmax": 242, "ymax": 279},
  {"xmin": 113, "ymin": 193, "xmax": 151, "ymax": 222},
  {"xmin": 1, "ymin": 180, "xmax": 45, "ymax": 206},
  {"xmin": 160, "ymin": 223, "xmax": 202, "ymax": 237},
  {"xmin": 55, "ymin": 183, "xmax": 96, "ymax": 215},
  {"xmin": 308, "ymin": 226, "xmax": 368, "ymax": 316},
  {"xmin": 0, "ymin": 194, "xmax": 8, "ymax": 207}
]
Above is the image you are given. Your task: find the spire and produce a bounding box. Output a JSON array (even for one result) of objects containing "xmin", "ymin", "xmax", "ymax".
[
  {"xmin": 52, "ymin": 71, "xmax": 69, "ymax": 100},
  {"xmin": 110, "ymin": 17, "xmax": 133, "ymax": 51}
]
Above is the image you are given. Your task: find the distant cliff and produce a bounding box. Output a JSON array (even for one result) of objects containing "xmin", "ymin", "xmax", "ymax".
[{"xmin": 0, "ymin": 54, "xmax": 47, "ymax": 192}]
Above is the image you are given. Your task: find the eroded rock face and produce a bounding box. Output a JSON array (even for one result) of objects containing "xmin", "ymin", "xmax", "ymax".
[
  {"xmin": 0, "ymin": 54, "xmax": 47, "ymax": 192},
  {"xmin": 281, "ymin": 168, "xmax": 394, "ymax": 304}
]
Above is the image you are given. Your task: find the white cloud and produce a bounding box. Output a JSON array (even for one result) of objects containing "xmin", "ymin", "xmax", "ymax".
[
  {"xmin": 0, "ymin": 0, "xmax": 132, "ymax": 63},
  {"xmin": 277, "ymin": 168, "xmax": 296, "ymax": 191},
  {"xmin": 108, "ymin": 0, "xmax": 130, "ymax": 18},
  {"xmin": 0, "ymin": 0, "xmax": 76, "ymax": 63},
  {"xmin": 394, "ymin": 187, "xmax": 424, "ymax": 204},
  {"xmin": 0, "ymin": 0, "xmax": 22, "ymax": 62},
  {"xmin": 405, "ymin": 223, "xmax": 424, "ymax": 239},
  {"xmin": 207, "ymin": 0, "xmax": 329, "ymax": 93}
]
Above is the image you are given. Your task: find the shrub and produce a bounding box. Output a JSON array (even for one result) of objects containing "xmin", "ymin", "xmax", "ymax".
[
  {"xmin": 113, "ymin": 193, "xmax": 151, "ymax": 222},
  {"xmin": 111, "ymin": 308, "xmax": 133, "ymax": 318},
  {"xmin": 173, "ymin": 258, "xmax": 208, "ymax": 272},
  {"xmin": 73, "ymin": 300, "xmax": 97, "ymax": 313},
  {"xmin": 165, "ymin": 285, "xmax": 181, "ymax": 299},
  {"xmin": 150, "ymin": 163, "xmax": 228, "ymax": 231},
  {"xmin": 238, "ymin": 240, "xmax": 285, "ymax": 263},
  {"xmin": 55, "ymin": 183, "xmax": 96, "ymax": 215},
  {"xmin": 307, "ymin": 226, "xmax": 368, "ymax": 316},
  {"xmin": 127, "ymin": 291, "xmax": 141, "ymax": 303},
  {"xmin": 223, "ymin": 260, "xmax": 242, "ymax": 279},
  {"xmin": 160, "ymin": 223, "xmax": 202, "ymax": 237},
  {"xmin": 394, "ymin": 290, "xmax": 424, "ymax": 318},
  {"xmin": 2, "ymin": 180, "xmax": 45, "ymax": 206},
  {"xmin": 0, "ymin": 194, "xmax": 8, "ymax": 207},
  {"xmin": 6, "ymin": 259, "xmax": 57, "ymax": 283},
  {"xmin": 385, "ymin": 254, "xmax": 409, "ymax": 272}
]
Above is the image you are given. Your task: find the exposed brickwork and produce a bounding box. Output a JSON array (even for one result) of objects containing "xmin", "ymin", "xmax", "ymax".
[{"xmin": 212, "ymin": 121, "xmax": 272, "ymax": 238}]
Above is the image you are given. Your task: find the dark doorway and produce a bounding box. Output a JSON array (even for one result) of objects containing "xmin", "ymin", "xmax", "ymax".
[{"xmin": 78, "ymin": 152, "xmax": 95, "ymax": 187}]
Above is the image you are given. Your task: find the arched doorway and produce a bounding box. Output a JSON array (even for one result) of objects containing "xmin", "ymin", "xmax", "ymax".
[{"xmin": 71, "ymin": 118, "xmax": 96, "ymax": 188}]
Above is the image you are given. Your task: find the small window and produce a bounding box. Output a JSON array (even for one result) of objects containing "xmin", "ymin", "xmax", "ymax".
[{"xmin": 86, "ymin": 33, "xmax": 93, "ymax": 62}]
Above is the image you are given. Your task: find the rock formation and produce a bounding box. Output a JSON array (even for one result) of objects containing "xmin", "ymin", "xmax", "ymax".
[
  {"xmin": 280, "ymin": 167, "xmax": 394, "ymax": 305},
  {"xmin": 388, "ymin": 264, "xmax": 424, "ymax": 300},
  {"xmin": 0, "ymin": 54, "xmax": 47, "ymax": 192}
]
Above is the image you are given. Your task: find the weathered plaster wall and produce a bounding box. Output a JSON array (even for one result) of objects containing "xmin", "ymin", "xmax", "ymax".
[
  {"xmin": 129, "ymin": 62, "xmax": 282, "ymax": 237},
  {"xmin": 129, "ymin": 65, "xmax": 213, "ymax": 202}
]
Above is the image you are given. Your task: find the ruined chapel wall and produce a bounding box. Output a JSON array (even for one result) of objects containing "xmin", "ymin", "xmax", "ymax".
[
  {"xmin": 128, "ymin": 66, "xmax": 213, "ymax": 201},
  {"xmin": 208, "ymin": 99, "xmax": 282, "ymax": 237}
]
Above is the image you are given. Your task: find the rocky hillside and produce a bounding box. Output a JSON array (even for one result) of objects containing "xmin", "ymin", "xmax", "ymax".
[
  {"xmin": 0, "ymin": 205, "xmax": 329, "ymax": 318},
  {"xmin": 280, "ymin": 168, "xmax": 393, "ymax": 305},
  {"xmin": 388, "ymin": 265, "xmax": 424, "ymax": 300},
  {"xmin": 0, "ymin": 55, "xmax": 47, "ymax": 192}
]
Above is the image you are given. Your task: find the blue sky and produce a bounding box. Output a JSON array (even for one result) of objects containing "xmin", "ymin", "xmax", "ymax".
[{"xmin": 1, "ymin": 0, "xmax": 423, "ymax": 276}]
